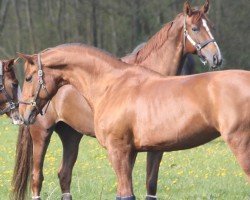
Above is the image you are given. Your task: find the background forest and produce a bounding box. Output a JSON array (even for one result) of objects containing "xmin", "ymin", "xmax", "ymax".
[{"xmin": 0, "ymin": 0, "xmax": 249, "ymax": 78}]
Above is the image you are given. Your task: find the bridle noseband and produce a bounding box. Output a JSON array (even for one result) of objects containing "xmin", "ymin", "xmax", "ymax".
[
  {"xmin": 183, "ymin": 15, "xmax": 215, "ymax": 65},
  {"xmin": 0, "ymin": 61, "xmax": 18, "ymax": 115},
  {"xmin": 19, "ymin": 53, "xmax": 51, "ymax": 116}
]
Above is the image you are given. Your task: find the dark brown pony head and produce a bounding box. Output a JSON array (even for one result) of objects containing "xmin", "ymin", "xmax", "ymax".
[
  {"xmin": 183, "ymin": 0, "xmax": 222, "ymax": 68},
  {"xmin": 0, "ymin": 59, "xmax": 20, "ymax": 124},
  {"xmin": 18, "ymin": 52, "xmax": 60, "ymax": 125}
]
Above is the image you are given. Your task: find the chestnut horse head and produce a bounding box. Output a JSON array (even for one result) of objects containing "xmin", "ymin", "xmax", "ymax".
[
  {"xmin": 182, "ymin": 0, "xmax": 222, "ymax": 68},
  {"xmin": 0, "ymin": 59, "xmax": 20, "ymax": 124},
  {"xmin": 18, "ymin": 52, "xmax": 59, "ymax": 124},
  {"xmin": 122, "ymin": 0, "xmax": 222, "ymax": 72}
]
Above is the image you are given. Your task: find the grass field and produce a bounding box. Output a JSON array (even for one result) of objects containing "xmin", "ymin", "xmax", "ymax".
[{"xmin": 0, "ymin": 116, "xmax": 249, "ymax": 200}]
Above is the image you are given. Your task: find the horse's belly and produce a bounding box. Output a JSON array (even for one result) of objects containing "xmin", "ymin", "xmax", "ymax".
[{"xmin": 134, "ymin": 122, "xmax": 219, "ymax": 151}]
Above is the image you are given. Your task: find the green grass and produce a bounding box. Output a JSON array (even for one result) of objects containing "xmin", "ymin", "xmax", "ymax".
[{"xmin": 0, "ymin": 116, "xmax": 249, "ymax": 200}]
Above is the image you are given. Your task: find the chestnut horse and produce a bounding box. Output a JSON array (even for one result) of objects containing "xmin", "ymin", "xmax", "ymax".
[
  {"xmin": 13, "ymin": 1, "xmax": 222, "ymax": 200},
  {"xmin": 0, "ymin": 59, "xmax": 20, "ymax": 124},
  {"xmin": 19, "ymin": 44, "xmax": 249, "ymax": 200}
]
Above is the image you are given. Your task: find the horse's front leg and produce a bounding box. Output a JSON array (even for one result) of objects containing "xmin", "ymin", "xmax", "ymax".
[
  {"xmin": 145, "ymin": 152, "xmax": 164, "ymax": 200},
  {"xmin": 30, "ymin": 125, "xmax": 53, "ymax": 200},
  {"xmin": 107, "ymin": 137, "xmax": 137, "ymax": 200},
  {"xmin": 55, "ymin": 122, "xmax": 83, "ymax": 200}
]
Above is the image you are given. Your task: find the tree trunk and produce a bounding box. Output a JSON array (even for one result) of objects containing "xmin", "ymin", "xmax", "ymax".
[
  {"xmin": 92, "ymin": 0, "xmax": 98, "ymax": 47},
  {"xmin": 0, "ymin": 0, "xmax": 10, "ymax": 36},
  {"xmin": 25, "ymin": 0, "xmax": 36, "ymax": 52}
]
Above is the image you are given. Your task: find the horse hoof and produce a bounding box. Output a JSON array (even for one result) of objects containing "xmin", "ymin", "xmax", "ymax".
[
  {"xmin": 61, "ymin": 193, "xmax": 72, "ymax": 200},
  {"xmin": 116, "ymin": 195, "xmax": 136, "ymax": 200},
  {"xmin": 145, "ymin": 195, "xmax": 157, "ymax": 200}
]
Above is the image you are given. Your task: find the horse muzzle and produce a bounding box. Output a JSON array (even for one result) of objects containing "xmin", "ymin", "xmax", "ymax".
[{"xmin": 21, "ymin": 107, "xmax": 38, "ymax": 125}]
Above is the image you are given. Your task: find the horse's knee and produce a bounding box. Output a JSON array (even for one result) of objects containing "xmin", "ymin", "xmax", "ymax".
[{"xmin": 58, "ymin": 170, "xmax": 69, "ymax": 182}]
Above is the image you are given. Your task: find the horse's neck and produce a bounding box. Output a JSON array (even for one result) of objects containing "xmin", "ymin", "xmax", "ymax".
[
  {"xmin": 134, "ymin": 15, "xmax": 186, "ymax": 76},
  {"xmin": 58, "ymin": 55, "xmax": 126, "ymax": 109}
]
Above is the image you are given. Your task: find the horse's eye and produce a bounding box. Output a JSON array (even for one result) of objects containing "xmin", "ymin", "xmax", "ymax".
[
  {"xmin": 192, "ymin": 26, "xmax": 199, "ymax": 32},
  {"xmin": 12, "ymin": 83, "xmax": 18, "ymax": 88},
  {"xmin": 25, "ymin": 76, "xmax": 32, "ymax": 82}
]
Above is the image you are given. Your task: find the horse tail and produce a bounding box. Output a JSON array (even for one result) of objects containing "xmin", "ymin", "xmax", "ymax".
[{"xmin": 11, "ymin": 125, "xmax": 33, "ymax": 200}]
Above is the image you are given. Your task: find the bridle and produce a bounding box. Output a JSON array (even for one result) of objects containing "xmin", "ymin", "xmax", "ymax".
[
  {"xmin": 0, "ymin": 61, "xmax": 18, "ymax": 115},
  {"xmin": 19, "ymin": 53, "xmax": 51, "ymax": 116},
  {"xmin": 183, "ymin": 15, "xmax": 215, "ymax": 65}
]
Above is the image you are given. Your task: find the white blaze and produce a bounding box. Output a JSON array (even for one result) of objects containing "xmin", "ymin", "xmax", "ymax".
[{"xmin": 202, "ymin": 18, "xmax": 222, "ymax": 60}]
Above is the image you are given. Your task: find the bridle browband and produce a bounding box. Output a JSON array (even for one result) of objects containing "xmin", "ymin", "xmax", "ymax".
[
  {"xmin": 0, "ymin": 61, "xmax": 18, "ymax": 115},
  {"xmin": 183, "ymin": 14, "xmax": 215, "ymax": 65},
  {"xmin": 19, "ymin": 53, "xmax": 51, "ymax": 116}
]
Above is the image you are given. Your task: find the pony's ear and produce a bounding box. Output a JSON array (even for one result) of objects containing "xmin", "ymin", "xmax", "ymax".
[
  {"xmin": 183, "ymin": 1, "xmax": 192, "ymax": 16},
  {"xmin": 17, "ymin": 52, "xmax": 35, "ymax": 65},
  {"xmin": 201, "ymin": 0, "xmax": 210, "ymax": 14},
  {"xmin": 3, "ymin": 59, "xmax": 15, "ymax": 71}
]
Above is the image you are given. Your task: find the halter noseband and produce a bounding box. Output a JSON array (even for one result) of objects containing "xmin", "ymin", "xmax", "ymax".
[
  {"xmin": 183, "ymin": 15, "xmax": 215, "ymax": 65},
  {"xmin": 0, "ymin": 61, "xmax": 18, "ymax": 115},
  {"xmin": 19, "ymin": 53, "xmax": 51, "ymax": 116}
]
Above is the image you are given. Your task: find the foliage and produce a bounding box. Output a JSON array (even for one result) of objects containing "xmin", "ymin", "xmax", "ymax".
[{"xmin": 0, "ymin": 0, "xmax": 249, "ymax": 78}]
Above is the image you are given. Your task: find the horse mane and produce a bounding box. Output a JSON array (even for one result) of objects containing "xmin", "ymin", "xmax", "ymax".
[
  {"xmin": 134, "ymin": 22, "xmax": 173, "ymax": 64},
  {"xmin": 134, "ymin": 14, "xmax": 183, "ymax": 64},
  {"xmin": 41, "ymin": 43, "xmax": 130, "ymax": 70},
  {"xmin": 54, "ymin": 43, "xmax": 117, "ymax": 59}
]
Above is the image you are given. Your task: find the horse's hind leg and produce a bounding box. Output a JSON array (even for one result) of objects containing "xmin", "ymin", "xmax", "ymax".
[
  {"xmin": 146, "ymin": 152, "xmax": 163, "ymax": 200},
  {"xmin": 30, "ymin": 124, "xmax": 53, "ymax": 200},
  {"xmin": 224, "ymin": 131, "xmax": 250, "ymax": 181},
  {"xmin": 55, "ymin": 122, "xmax": 83, "ymax": 200}
]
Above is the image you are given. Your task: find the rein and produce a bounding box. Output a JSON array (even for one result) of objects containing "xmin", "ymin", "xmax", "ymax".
[
  {"xmin": 183, "ymin": 15, "xmax": 215, "ymax": 65},
  {"xmin": 19, "ymin": 53, "xmax": 51, "ymax": 116},
  {"xmin": 0, "ymin": 61, "xmax": 18, "ymax": 115}
]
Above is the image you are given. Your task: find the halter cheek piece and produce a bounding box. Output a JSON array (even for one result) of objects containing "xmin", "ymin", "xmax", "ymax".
[
  {"xmin": 19, "ymin": 53, "xmax": 51, "ymax": 116},
  {"xmin": 0, "ymin": 61, "xmax": 18, "ymax": 115},
  {"xmin": 183, "ymin": 15, "xmax": 215, "ymax": 65}
]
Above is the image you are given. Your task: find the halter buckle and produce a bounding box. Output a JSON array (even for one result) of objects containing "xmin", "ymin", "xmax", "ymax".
[
  {"xmin": 196, "ymin": 44, "xmax": 202, "ymax": 51},
  {"xmin": 38, "ymin": 79, "xmax": 44, "ymax": 84},
  {"xmin": 31, "ymin": 101, "xmax": 37, "ymax": 107},
  {"xmin": 38, "ymin": 70, "xmax": 43, "ymax": 77},
  {"xmin": 184, "ymin": 30, "xmax": 188, "ymax": 36},
  {"xmin": 9, "ymin": 102, "xmax": 16, "ymax": 110}
]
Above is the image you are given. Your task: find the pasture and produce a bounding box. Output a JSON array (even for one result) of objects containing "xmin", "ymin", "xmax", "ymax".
[{"xmin": 0, "ymin": 116, "xmax": 249, "ymax": 200}]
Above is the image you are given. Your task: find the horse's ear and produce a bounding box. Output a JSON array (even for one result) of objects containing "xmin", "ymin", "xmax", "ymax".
[
  {"xmin": 17, "ymin": 52, "xmax": 35, "ymax": 65},
  {"xmin": 183, "ymin": 1, "xmax": 192, "ymax": 16},
  {"xmin": 201, "ymin": 0, "xmax": 210, "ymax": 14},
  {"xmin": 2, "ymin": 59, "xmax": 15, "ymax": 71}
]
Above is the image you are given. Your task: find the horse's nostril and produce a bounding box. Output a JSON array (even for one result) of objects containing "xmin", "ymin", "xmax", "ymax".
[{"xmin": 213, "ymin": 55, "xmax": 218, "ymax": 65}]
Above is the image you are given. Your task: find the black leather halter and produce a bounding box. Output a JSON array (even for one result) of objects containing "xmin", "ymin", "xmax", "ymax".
[
  {"xmin": 0, "ymin": 61, "xmax": 18, "ymax": 115},
  {"xmin": 19, "ymin": 53, "xmax": 51, "ymax": 116}
]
